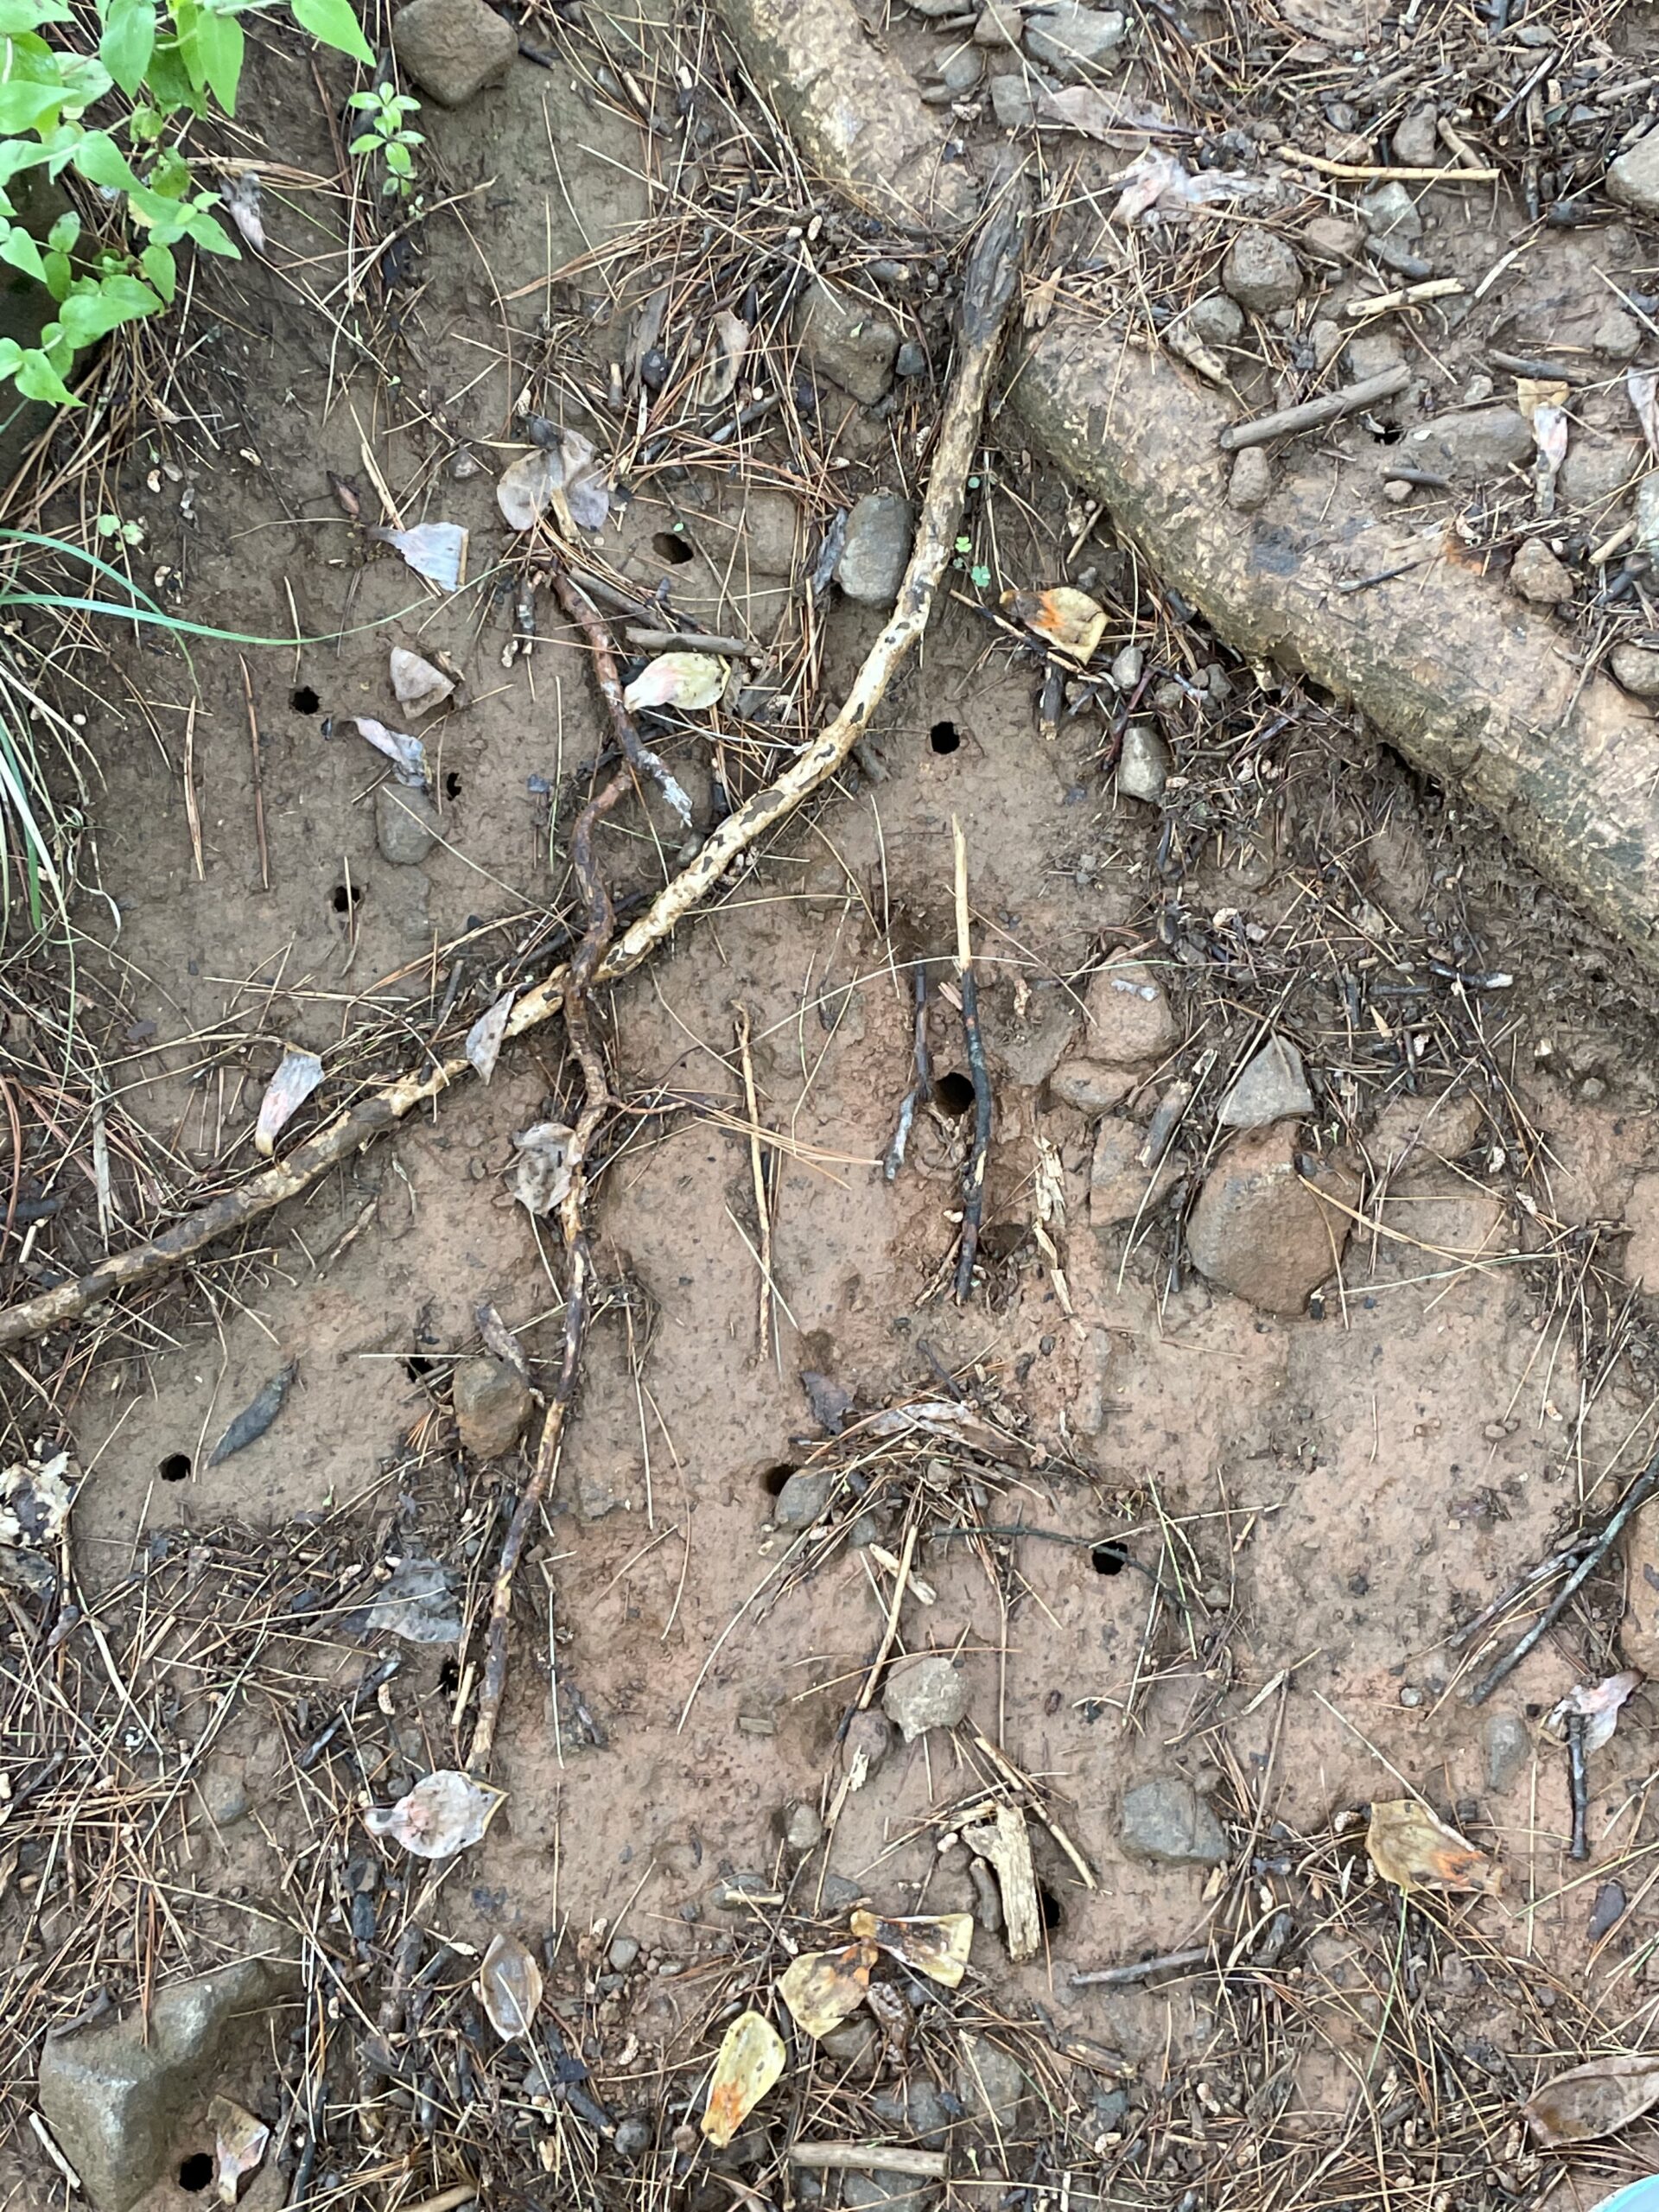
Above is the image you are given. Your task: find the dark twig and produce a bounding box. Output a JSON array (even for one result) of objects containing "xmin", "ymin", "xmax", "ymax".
[
  {"xmin": 1217, "ymin": 368, "xmax": 1411, "ymax": 453},
  {"xmin": 952, "ymin": 817, "xmax": 991, "ymax": 1301},
  {"xmin": 1071, "ymin": 1947, "xmax": 1211, "ymax": 1986},
  {"xmin": 1567, "ymin": 1710, "xmax": 1589, "ymax": 1861}
]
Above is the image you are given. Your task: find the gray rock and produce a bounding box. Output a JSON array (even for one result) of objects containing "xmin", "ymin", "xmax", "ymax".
[
  {"xmin": 1109, "ymin": 642, "xmax": 1144, "ymax": 690},
  {"xmin": 1117, "ymin": 721, "xmax": 1169, "ymax": 800},
  {"xmin": 1391, "ymin": 104, "xmax": 1440, "ymax": 167},
  {"xmin": 1359, "ymin": 181, "xmax": 1422, "ymax": 239},
  {"xmin": 841, "ymin": 1707, "xmax": 893, "ymax": 1779},
  {"xmin": 836, "ymin": 492, "xmax": 915, "ymax": 606},
  {"xmin": 819, "ymin": 2016, "xmax": 879, "ymax": 2070},
  {"xmin": 1090, "ymin": 1116, "xmax": 1179, "ymax": 1228},
  {"xmin": 39, "ymin": 1959, "xmax": 291, "ymax": 2212},
  {"xmin": 1050, "ymin": 1058, "xmax": 1135, "ymax": 1114},
  {"xmin": 1120, "ymin": 1775, "xmax": 1228, "ymax": 1866},
  {"xmin": 988, "ymin": 71, "xmax": 1037, "ymax": 128},
  {"xmin": 795, "ymin": 281, "xmax": 900, "ymax": 406},
  {"xmin": 708, "ymin": 1872, "xmax": 772, "ymax": 1912},
  {"xmin": 1024, "ymin": 1, "xmax": 1125, "ymax": 75},
  {"xmin": 1559, "ymin": 436, "xmax": 1640, "ymax": 507},
  {"xmin": 1344, "ymin": 327, "xmax": 1405, "ymax": 383},
  {"xmin": 1310, "ymin": 318, "xmax": 1344, "ymax": 372},
  {"xmin": 1221, "ymin": 228, "xmax": 1302, "ymax": 315},
  {"xmin": 895, "ymin": 340, "xmax": 929, "ymax": 377},
  {"xmin": 1510, "ymin": 538, "xmax": 1574, "ymax": 606},
  {"xmin": 1609, "ymin": 127, "xmax": 1659, "ymax": 219},
  {"xmin": 817, "ymin": 1870, "xmax": 868, "ymax": 1912},
  {"xmin": 1402, "ymin": 407, "xmax": 1535, "ymax": 485},
  {"xmin": 614, "ymin": 2114, "xmax": 653, "ymax": 2158},
  {"xmin": 925, "ymin": 41, "xmax": 983, "ymax": 93},
  {"xmin": 391, "ymin": 0, "xmax": 517, "ymax": 105},
  {"xmin": 375, "ymin": 782, "xmax": 439, "ymax": 865},
  {"xmin": 842, "ymin": 2174, "xmax": 938, "ymax": 2212},
  {"xmin": 1611, "ymin": 642, "xmax": 1659, "ymax": 700},
  {"xmin": 1228, "ymin": 447, "xmax": 1272, "ymax": 514},
  {"xmin": 1638, "ymin": 471, "xmax": 1659, "ymax": 558},
  {"xmin": 365, "ymin": 1554, "xmax": 462, "ymax": 1644},
  {"xmin": 1369, "ymin": 233, "xmax": 1433, "ymax": 279},
  {"xmin": 1182, "ymin": 292, "xmax": 1244, "ymax": 348},
  {"xmin": 974, "ymin": 0, "xmax": 1026, "ymax": 43},
  {"xmin": 871, "ymin": 2079, "xmax": 953, "ymax": 2145},
  {"xmin": 1368, "ymin": 1086, "xmax": 1483, "ymax": 1173},
  {"xmin": 1186, "ymin": 1125, "xmax": 1352, "ymax": 1314},
  {"xmin": 1484, "ymin": 1712, "xmax": 1529, "ymax": 1794},
  {"xmin": 1302, "ymin": 213, "xmax": 1362, "ymax": 258},
  {"xmin": 1082, "ymin": 954, "xmax": 1179, "ymax": 1065},
  {"xmin": 784, "ymin": 1801, "xmax": 825, "ymax": 1853},
  {"xmin": 1217, "ymin": 1036, "xmax": 1313, "ymax": 1128},
  {"xmin": 882, "ymin": 1654, "xmax": 968, "ymax": 1742},
  {"xmin": 608, "ymin": 1935, "xmax": 640, "ymax": 1972},
  {"xmin": 190, "ymin": 1758, "xmax": 250, "ymax": 1831},
  {"xmin": 957, "ymin": 2033, "xmax": 1027, "ymax": 2129},
  {"xmin": 452, "ymin": 1355, "xmax": 531, "ymax": 1459},
  {"xmin": 987, "ymin": 989, "xmax": 1078, "ymax": 1086},
  {"xmin": 1594, "ymin": 306, "xmax": 1643, "ymax": 362},
  {"xmin": 773, "ymin": 1468, "xmax": 834, "ymax": 1527}
]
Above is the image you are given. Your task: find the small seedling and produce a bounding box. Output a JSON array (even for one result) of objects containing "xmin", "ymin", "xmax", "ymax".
[{"xmin": 348, "ymin": 82, "xmax": 424, "ymax": 199}]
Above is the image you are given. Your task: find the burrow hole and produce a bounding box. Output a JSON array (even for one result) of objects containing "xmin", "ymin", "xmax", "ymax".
[
  {"xmin": 331, "ymin": 883, "xmax": 365, "ymax": 916},
  {"xmin": 444, "ymin": 771, "xmax": 462, "ymax": 799},
  {"xmin": 178, "ymin": 2152, "xmax": 213, "ymax": 2193},
  {"xmin": 159, "ymin": 1452, "xmax": 192, "ymax": 1484},
  {"xmin": 934, "ymin": 1070, "xmax": 976, "ymax": 1116},
  {"xmin": 1090, "ymin": 1541, "xmax": 1129, "ymax": 1577},
  {"xmin": 929, "ymin": 719, "xmax": 962, "ymax": 756},
  {"xmin": 1038, "ymin": 1881, "xmax": 1065, "ymax": 1934},
  {"xmin": 653, "ymin": 530, "xmax": 696, "ymax": 566},
  {"xmin": 760, "ymin": 1463, "xmax": 797, "ymax": 1497},
  {"xmin": 290, "ymin": 684, "xmax": 321, "ymax": 715}
]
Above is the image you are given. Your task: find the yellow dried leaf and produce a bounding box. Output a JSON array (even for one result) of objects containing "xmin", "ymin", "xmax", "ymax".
[
  {"xmin": 1525, "ymin": 2054, "xmax": 1659, "ymax": 2146},
  {"xmin": 849, "ymin": 1910, "xmax": 974, "ymax": 1988},
  {"xmin": 1366, "ymin": 1799, "xmax": 1500, "ymax": 1897},
  {"xmin": 701, "ymin": 2009, "xmax": 786, "ymax": 2147},
  {"xmin": 1001, "ymin": 585, "xmax": 1107, "ymax": 665},
  {"xmin": 778, "ymin": 1942, "xmax": 876, "ymax": 2037}
]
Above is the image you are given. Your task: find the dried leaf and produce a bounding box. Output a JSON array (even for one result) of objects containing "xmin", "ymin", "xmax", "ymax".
[
  {"xmin": 390, "ymin": 646, "xmax": 454, "ymax": 718},
  {"xmin": 850, "ymin": 1910, "xmax": 974, "ymax": 1988},
  {"xmin": 699, "ymin": 308, "xmax": 751, "ymax": 407},
  {"xmin": 1036, "ymin": 84, "xmax": 1176, "ymax": 138},
  {"xmin": 207, "ymin": 1363, "xmax": 296, "ymax": 1465},
  {"xmin": 1365, "ymin": 1798, "xmax": 1501, "ymax": 1897},
  {"xmin": 778, "ymin": 1942, "xmax": 876, "ymax": 2037},
  {"xmin": 327, "ymin": 469, "xmax": 362, "ymax": 520},
  {"xmin": 362, "ymin": 1769, "xmax": 504, "ymax": 1859},
  {"xmin": 1628, "ymin": 367, "xmax": 1659, "ymax": 453},
  {"xmin": 623, "ymin": 652, "xmax": 728, "ymax": 712},
  {"xmin": 864, "ymin": 1398, "xmax": 1024, "ymax": 1460},
  {"xmin": 219, "ymin": 173, "xmax": 264, "ymax": 252},
  {"xmin": 507, "ymin": 1121, "xmax": 575, "ymax": 1215},
  {"xmin": 207, "ymin": 2095, "xmax": 269, "ymax": 2207},
  {"xmin": 497, "ymin": 448, "xmax": 563, "ymax": 531},
  {"xmin": 499, "ymin": 428, "xmax": 610, "ymax": 535},
  {"xmin": 350, "ymin": 716, "xmax": 428, "ymax": 788},
  {"xmin": 1548, "ymin": 1671, "xmax": 1641, "ymax": 1756},
  {"xmin": 372, "ymin": 522, "xmax": 467, "ymax": 592},
  {"xmin": 254, "ymin": 1047, "xmax": 324, "ymax": 1159},
  {"xmin": 1110, "ymin": 148, "xmax": 1190, "ymax": 222},
  {"xmin": 0, "ymin": 1450, "xmax": 76, "ymax": 1550},
  {"xmin": 701, "ymin": 2009, "xmax": 786, "ymax": 2147},
  {"xmin": 962, "ymin": 1804, "xmax": 1042, "ymax": 1962},
  {"xmin": 1526, "ymin": 2054, "xmax": 1659, "ymax": 2147},
  {"xmin": 466, "ymin": 991, "xmax": 515, "ymax": 1083},
  {"xmin": 365, "ymin": 1554, "xmax": 461, "ymax": 1644},
  {"xmin": 1516, "ymin": 376, "xmax": 1571, "ymax": 423},
  {"xmin": 1001, "ymin": 585, "xmax": 1107, "ymax": 666},
  {"xmin": 479, "ymin": 1930, "xmax": 543, "ymax": 2040}
]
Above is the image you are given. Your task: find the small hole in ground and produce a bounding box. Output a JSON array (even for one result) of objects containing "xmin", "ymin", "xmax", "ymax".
[
  {"xmin": 290, "ymin": 684, "xmax": 321, "ymax": 715},
  {"xmin": 438, "ymin": 1656, "xmax": 461, "ymax": 1696},
  {"xmin": 930, "ymin": 718, "xmax": 962, "ymax": 755},
  {"xmin": 404, "ymin": 1353, "xmax": 436, "ymax": 1385},
  {"xmin": 178, "ymin": 2152, "xmax": 213, "ymax": 2193},
  {"xmin": 331, "ymin": 883, "xmax": 364, "ymax": 916},
  {"xmin": 1371, "ymin": 421, "xmax": 1404, "ymax": 445},
  {"xmin": 652, "ymin": 529, "xmax": 696, "ymax": 566},
  {"xmin": 934, "ymin": 1070, "xmax": 976, "ymax": 1116},
  {"xmin": 760, "ymin": 1463, "xmax": 797, "ymax": 1497},
  {"xmin": 1038, "ymin": 1881, "xmax": 1065, "ymax": 1934},
  {"xmin": 159, "ymin": 1452, "xmax": 191, "ymax": 1484},
  {"xmin": 443, "ymin": 771, "xmax": 462, "ymax": 799},
  {"xmin": 1090, "ymin": 1541, "xmax": 1129, "ymax": 1577}
]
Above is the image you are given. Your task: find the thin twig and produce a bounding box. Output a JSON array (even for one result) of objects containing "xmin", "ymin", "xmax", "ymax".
[{"xmin": 952, "ymin": 816, "xmax": 992, "ymax": 1302}]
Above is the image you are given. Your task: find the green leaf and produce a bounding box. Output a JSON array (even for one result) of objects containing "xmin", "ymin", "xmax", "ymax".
[
  {"xmin": 0, "ymin": 76, "xmax": 67, "ymax": 132},
  {"xmin": 0, "ymin": 338, "xmax": 22, "ymax": 377},
  {"xmin": 138, "ymin": 36, "xmax": 196, "ymax": 109},
  {"xmin": 41, "ymin": 246, "xmax": 70, "ymax": 298},
  {"xmin": 45, "ymin": 207, "xmax": 77, "ymax": 250},
  {"xmin": 0, "ymin": 0, "xmax": 70, "ymax": 29},
  {"xmin": 0, "ymin": 227, "xmax": 45, "ymax": 281},
  {"xmin": 186, "ymin": 2, "xmax": 241, "ymax": 109},
  {"xmin": 99, "ymin": 0, "xmax": 156, "ymax": 94},
  {"xmin": 140, "ymin": 238, "xmax": 175, "ymax": 301},
  {"xmin": 15, "ymin": 345, "xmax": 76, "ymax": 405},
  {"xmin": 54, "ymin": 274, "xmax": 160, "ymax": 347},
  {"xmin": 71, "ymin": 130, "xmax": 137, "ymax": 189},
  {"xmin": 289, "ymin": 0, "xmax": 372, "ymax": 63}
]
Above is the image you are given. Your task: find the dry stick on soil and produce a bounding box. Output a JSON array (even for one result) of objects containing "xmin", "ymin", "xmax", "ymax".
[
  {"xmin": 238, "ymin": 657, "xmax": 269, "ymax": 893},
  {"xmin": 951, "ymin": 816, "xmax": 992, "ymax": 1301},
  {"xmin": 1217, "ymin": 368, "xmax": 1411, "ymax": 452},
  {"xmin": 0, "ymin": 190, "xmax": 1027, "ymax": 1351}
]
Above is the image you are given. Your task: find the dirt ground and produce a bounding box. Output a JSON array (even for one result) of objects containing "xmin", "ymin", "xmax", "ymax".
[{"xmin": 16, "ymin": 0, "xmax": 1659, "ymax": 2207}]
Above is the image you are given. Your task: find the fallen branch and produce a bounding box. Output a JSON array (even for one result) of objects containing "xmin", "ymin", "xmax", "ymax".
[
  {"xmin": 789, "ymin": 2146, "xmax": 947, "ymax": 2177},
  {"xmin": 0, "ymin": 189, "xmax": 1027, "ymax": 1351},
  {"xmin": 1217, "ymin": 367, "xmax": 1410, "ymax": 451}
]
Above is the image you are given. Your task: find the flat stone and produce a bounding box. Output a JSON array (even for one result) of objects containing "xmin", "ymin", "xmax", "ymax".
[
  {"xmin": 988, "ymin": 72, "xmax": 1037, "ymax": 127},
  {"xmin": 1184, "ymin": 292, "xmax": 1244, "ymax": 347},
  {"xmin": 1611, "ymin": 643, "xmax": 1659, "ymax": 700},
  {"xmin": 925, "ymin": 41, "xmax": 983, "ymax": 93},
  {"xmin": 1220, "ymin": 228, "xmax": 1302, "ymax": 315},
  {"xmin": 1402, "ymin": 407, "xmax": 1535, "ymax": 485},
  {"xmin": 1081, "ymin": 954, "xmax": 1179, "ymax": 1065},
  {"xmin": 1302, "ymin": 214, "xmax": 1362, "ymax": 258},
  {"xmin": 375, "ymin": 782, "xmax": 439, "ymax": 865},
  {"xmin": 1608, "ymin": 127, "xmax": 1659, "ymax": 219},
  {"xmin": 1120, "ymin": 1775, "xmax": 1228, "ymax": 1866},
  {"xmin": 1624, "ymin": 1169, "xmax": 1659, "ymax": 1290},
  {"xmin": 842, "ymin": 2174, "xmax": 938, "ymax": 2212},
  {"xmin": 1510, "ymin": 538, "xmax": 1574, "ymax": 605},
  {"xmin": 1560, "ymin": 436, "xmax": 1641, "ymax": 506},
  {"xmin": 39, "ymin": 1959, "xmax": 291, "ymax": 2212},
  {"xmin": 773, "ymin": 1468, "xmax": 834, "ymax": 1527},
  {"xmin": 608, "ymin": 1935, "xmax": 640, "ymax": 1972},
  {"xmin": 391, "ymin": 0, "xmax": 517, "ymax": 106},
  {"xmin": 1344, "ymin": 328, "xmax": 1405, "ymax": 383},
  {"xmin": 1217, "ymin": 1036, "xmax": 1313, "ymax": 1128},
  {"xmin": 1024, "ymin": 0, "xmax": 1125, "ymax": 75},
  {"xmin": 1359, "ymin": 181, "xmax": 1421, "ymax": 240},
  {"xmin": 1228, "ymin": 447, "xmax": 1272, "ymax": 514},
  {"xmin": 1368, "ymin": 1087, "xmax": 1483, "ymax": 1174},
  {"xmin": 986, "ymin": 989, "xmax": 1078, "ymax": 1086},
  {"xmin": 1090, "ymin": 1116, "xmax": 1179, "ymax": 1228},
  {"xmin": 614, "ymin": 2114, "xmax": 653, "ymax": 2158},
  {"xmin": 836, "ymin": 492, "xmax": 914, "ymax": 605},
  {"xmin": 1594, "ymin": 306, "xmax": 1643, "ymax": 362},
  {"xmin": 870, "ymin": 2080, "xmax": 953, "ymax": 2146},
  {"xmin": 819, "ymin": 2016, "xmax": 879, "ymax": 2070},
  {"xmin": 1186, "ymin": 1125, "xmax": 1352, "ymax": 1313},
  {"xmin": 1049, "ymin": 1058, "xmax": 1135, "ymax": 1114},
  {"xmin": 1391, "ymin": 104, "xmax": 1440, "ymax": 167},
  {"xmin": 882, "ymin": 1654, "xmax": 968, "ymax": 1742},
  {"xmin": 957, "ymin": 2033, "xmax": 1027, "ymax": 2129},
  {"xmin": 974, "ymin": 0, "xmax": 1027, "ymax": 43},
  {"xmin": 784, "ymin": 1801, "xmax": 824, "ymax": 1853},
  {"xmin": 795, "ymin": 281, "xmax": 900, "ymax": 407},
  {"xmin": 1483, "ymin": 1713, "xmax": 1530, "ymax": 1794},
  {"xmin": 1624, "ymin": 1494, "xmax": 1659, "ymax": 1670},
  {"xmin": 1117, "ymin": 720, "xmax": 1170, "ymax": 800},
  {"xmin": 452, "ymin": 1355, "xmax": 531, "ymax": 1459},
  {"xmin": 841, "ymin": 1707, "xmax": 893, "ymax": 1780}
]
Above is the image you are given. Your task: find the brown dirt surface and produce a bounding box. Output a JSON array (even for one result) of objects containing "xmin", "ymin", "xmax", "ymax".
[{"xmin": 13, "ymin": 2, "xmax": 1659, "ymax": 2209}]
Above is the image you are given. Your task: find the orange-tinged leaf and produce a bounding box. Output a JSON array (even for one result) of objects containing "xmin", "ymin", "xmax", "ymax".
[
  {"xmin": 1525, "ymin": 2054, "xmax": 1659, "ymax": 2147},
  {"xmin": 1001, "ymin": 585, "xmax": 1107, "ymax": 666},
  {"xmin": 850, "ymin": 1910, "xmax": 974, "ymax": 1988},
  {"xmin": 1366, "ymin": 1799, "xmax": 1500, "ymax": 1897},
  {"xmin": 778, "ymin": 1942, "xmax": 876, "ymax": 2037},
  {"xmin": 701, "ymin": 2010, "xmax": 785, "ymax": 2146}
]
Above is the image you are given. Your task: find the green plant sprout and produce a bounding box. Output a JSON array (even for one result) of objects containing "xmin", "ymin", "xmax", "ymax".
[
  {"xmin": 94, "ymin": 511, "xmax": 143, "ymax": 543},
  {"xmin": 347, "ymin": 80, "xmax": 423, "ymax": 198},
  {"xmin": 0, "ymin": 0, "xmax": 375, "ymax": 407}
]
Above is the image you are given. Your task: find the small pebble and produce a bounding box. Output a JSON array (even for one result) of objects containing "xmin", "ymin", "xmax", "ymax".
[
  {"xmin": 1229, "ymin": 447, "xmax": 1272, "ymax": 513},
  {"xmin": 1398, "ymin": 1685, "xmax": 1423, "ymax": 1707}
]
